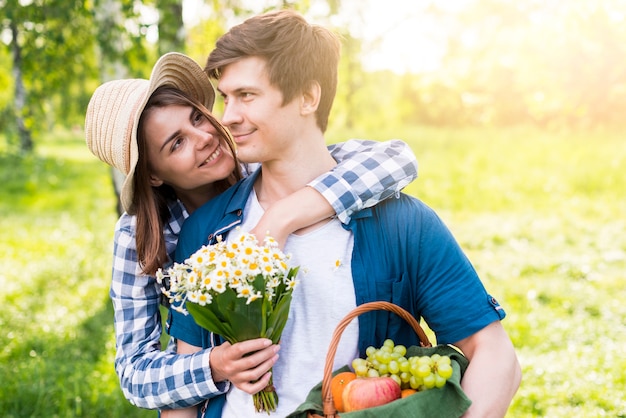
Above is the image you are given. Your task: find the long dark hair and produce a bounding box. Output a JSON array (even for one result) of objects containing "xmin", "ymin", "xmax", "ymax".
[{"xmin": 133, "ymin": 85, "xmax": 242, "ymax": 275}]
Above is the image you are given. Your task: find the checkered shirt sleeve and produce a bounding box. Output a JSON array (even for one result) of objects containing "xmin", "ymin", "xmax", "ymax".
[
  {"xmin": 313, "ymin": 139, "xmax": 418, "ymax": 223},
  {"xmin": 111, "ymin": 204, "xmax": 228, "ymax": 409}
]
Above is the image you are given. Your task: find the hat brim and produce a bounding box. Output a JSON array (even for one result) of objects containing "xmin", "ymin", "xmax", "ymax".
[{"xmin": 120, "ymin": 53, "xmax": 216, "ymax": 214}]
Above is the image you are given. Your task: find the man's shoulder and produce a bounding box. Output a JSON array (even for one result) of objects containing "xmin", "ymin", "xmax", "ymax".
[
  {"xmin": 358, "ymin": 192, "xmax": 442, "ymax": 236},
  {"xmin": 372, "ymin": 192, "xmax": 432, "ymax": 216}
]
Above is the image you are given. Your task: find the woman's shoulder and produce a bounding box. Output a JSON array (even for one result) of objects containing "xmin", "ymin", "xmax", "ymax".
[
  {"xmin": 188, "ymin": 174, "xmax": 255, "ymax": 224},
  {"xmin": 114, "ymin": 212, "xmax": 136, "ymax": 236}
]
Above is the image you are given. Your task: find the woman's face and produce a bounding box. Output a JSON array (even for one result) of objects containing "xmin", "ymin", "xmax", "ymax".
[{"xmin": 142, "ymin": 104, "xmax": 236, "ymax": 202}]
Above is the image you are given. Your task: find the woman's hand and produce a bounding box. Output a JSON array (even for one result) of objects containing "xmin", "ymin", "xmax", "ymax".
[
  {"xmin": 208, "ymin": 338, "xmax": 280, "ymax": 394},
  {"xmin": 251, "ymin": 186, "xmax": 334, "ymax": 249}
]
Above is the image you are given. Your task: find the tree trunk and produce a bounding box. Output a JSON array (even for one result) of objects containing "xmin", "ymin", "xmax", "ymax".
[
  {"xmin": 9, "ymin": 20, "xmax": 33, "ymax": 153},
  {"xmin": 94, "ymin": 0, "xmax": 132, "ymax": 215},
  {"xmin": 157, "ymin": 0, "xmax": 185, "ymax": 54}
]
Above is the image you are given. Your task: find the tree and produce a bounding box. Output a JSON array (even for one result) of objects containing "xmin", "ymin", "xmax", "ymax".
[
  {"xmin": 1, "ymin": 0, "xmax": 98, "ymax": 152},
  {"xmin": 7, "ymin": 17, "xmax": 31, "ymax": 152},
  {"xmin": 2, "ymin": 0, "xmax": 35, "ymax": 152},
  {"xmin": 156, "ymin": 0, "xmax": 185, "ymax": 54},
  {"xmin": 91, "ymin": 0, "xmax": 153, "ymax": 214}
]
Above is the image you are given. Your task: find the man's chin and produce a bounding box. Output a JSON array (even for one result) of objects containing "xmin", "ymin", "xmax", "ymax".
[{"xmin": 235, "ymin": 148, "xmax": 258, "ymax": 164}]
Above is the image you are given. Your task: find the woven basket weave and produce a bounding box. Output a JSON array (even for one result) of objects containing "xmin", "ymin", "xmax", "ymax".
[{"xmin": 308, "ymin": 301, "xmax": 433, "ymax": 418}]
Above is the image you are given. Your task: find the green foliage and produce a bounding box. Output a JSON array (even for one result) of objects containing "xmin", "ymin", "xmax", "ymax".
[
  {"xmin": 186, "ymin": 16, "xmax": 227, "ymax": 65},
  {"xmin": 156, "ymin": 0, "xmax": 185, "ymax": 55},
  {"xmin": 0, "ymin": 0, "xmax": 153, "ymax": 148},
  {"xmin": 0, "ymin": 49, "xmax": 12, "ymax": 109},
  {"xmin": 3, "ymin": 0, "xmax": 98, "ymax": 132},
  {"xmin": 2, "ymin": 126, "xmax": 625, "ymax": 416},
  {"xmin": 3, "ymin": 0, "xmax": 626, "ymax": 152},
  {"xmin": 0, "ymin": 130, "xmax": 152, "ymax": 417}
]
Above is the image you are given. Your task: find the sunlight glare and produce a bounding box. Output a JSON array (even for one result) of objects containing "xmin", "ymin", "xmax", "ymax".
[
  {"xmin": 341, "ymin": 0, "xmax": 472, "ymax": 74},
  {"xmin": 182, "ymin": 0, "xmax": 473, "ymax": 74}
]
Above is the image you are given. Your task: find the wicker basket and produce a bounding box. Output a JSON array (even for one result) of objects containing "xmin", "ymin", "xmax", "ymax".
[{"xmin": 308, "ymin": 301, "xmax": 433, "ymax": 418}]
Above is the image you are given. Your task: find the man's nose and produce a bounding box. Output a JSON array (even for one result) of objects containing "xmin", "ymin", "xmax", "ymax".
[{"xmin": 220, "ymin": 101, "xmax": 242, "ymax": 128}]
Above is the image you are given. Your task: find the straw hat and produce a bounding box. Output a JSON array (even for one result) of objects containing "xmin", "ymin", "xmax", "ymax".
[{"xmin": 85, "ymin": 52, "xmax": 215, "ymax": 215}]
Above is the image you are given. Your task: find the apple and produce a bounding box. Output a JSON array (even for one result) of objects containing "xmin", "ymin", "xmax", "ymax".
[{"xmin": 341, "ymin": 376, "xmax": 401, "ymax": 412}]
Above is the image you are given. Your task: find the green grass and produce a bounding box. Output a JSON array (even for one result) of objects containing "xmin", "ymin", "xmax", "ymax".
[
  {"xmin": 1, "ymin": 126, "xmax": 625, "ymax": 416},
  {"xmin": 0, "ymin": 131, "xmax": 153, "ymax": 417},
  {"xmin": 332, "ymin": 126, "xmax": 626, "ymax": 417}
]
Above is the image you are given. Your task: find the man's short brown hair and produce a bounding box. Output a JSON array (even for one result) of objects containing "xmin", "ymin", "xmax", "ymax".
[{"xmin": 205, "ymin": 9, "xmax": 341, "ymax": 132}]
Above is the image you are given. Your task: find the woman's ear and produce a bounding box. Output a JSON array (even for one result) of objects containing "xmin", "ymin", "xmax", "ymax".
[
  {"xmin": 301, "ymin": 81, "xmax": 321, "ymax": 115},
  {"xmin": 149, "ymin": 174, "xmax": 164, "ymax": 187}
]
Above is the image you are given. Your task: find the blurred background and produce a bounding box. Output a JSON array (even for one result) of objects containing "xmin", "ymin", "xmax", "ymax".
[
  {"xmin": 1, "ymin": 0, "xmax": 624, "ymax": 417},
  {"xmin": 3, "ymin": 0, "xmax": 626, "ymax": 151}
]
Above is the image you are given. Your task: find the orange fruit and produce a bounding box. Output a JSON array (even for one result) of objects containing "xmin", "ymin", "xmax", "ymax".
[
  {"xmin": 330, "ymin": 371, "xmax": 357, "ymax": 412},
  {"xmin": 401, "ymin": 388, "xmax": 417, "ymax": 398}
]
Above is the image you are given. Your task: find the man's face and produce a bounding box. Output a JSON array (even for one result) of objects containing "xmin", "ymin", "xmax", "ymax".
[{"xmin": 217, "ymin": 56, "xmax": 302, "ymax": 164}]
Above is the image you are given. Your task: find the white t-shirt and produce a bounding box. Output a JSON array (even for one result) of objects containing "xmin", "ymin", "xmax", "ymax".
[{"xmin": 221, "ymin": 189, "xmax": 359, "ymax": 417}]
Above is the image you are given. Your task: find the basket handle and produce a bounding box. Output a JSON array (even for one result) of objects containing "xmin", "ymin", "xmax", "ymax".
[{"xmin": 318, "ymin": 301, "xmax": 432, "ymax": 417}]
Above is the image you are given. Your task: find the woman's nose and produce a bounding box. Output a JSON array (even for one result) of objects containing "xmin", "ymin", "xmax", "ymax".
[{"xmin": 195, "ymin": 128, "xmax": 214, "ymax": 149}]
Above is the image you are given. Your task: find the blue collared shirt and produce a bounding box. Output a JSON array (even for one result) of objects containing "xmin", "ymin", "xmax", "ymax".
[{"xmin": 170, "ymin": 168, "xmax": 506, "ymax": 417}]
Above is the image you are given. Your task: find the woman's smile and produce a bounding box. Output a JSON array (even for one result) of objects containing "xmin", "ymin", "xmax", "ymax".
[{"xmin": 200, "ymin": 146, "xmax": 223, "ymax": 167}]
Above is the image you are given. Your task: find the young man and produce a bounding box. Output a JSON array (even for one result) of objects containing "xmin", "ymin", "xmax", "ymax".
[{"xmin": 168, "ymin": 9, "xmax": 521, "ymax": 418}]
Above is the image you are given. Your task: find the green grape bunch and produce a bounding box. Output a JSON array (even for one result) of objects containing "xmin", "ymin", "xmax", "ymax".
[{"xmin": 351, "ymin": 339, "xmax": 454, "ymax": 392}]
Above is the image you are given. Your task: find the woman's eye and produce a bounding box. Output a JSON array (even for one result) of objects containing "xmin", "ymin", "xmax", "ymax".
[
  {"xmin": 193, "ymin": 110, "xmax": 204, "ymax": 124},
  {"xmin": 171, "ymin": 137, "xmax": 183, "ymax": 151}
]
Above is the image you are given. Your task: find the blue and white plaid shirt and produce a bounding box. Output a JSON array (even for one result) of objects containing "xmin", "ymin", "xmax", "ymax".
[{"xmin": 110, "ymin": 139, "xmax": 418, "ymax": 409}]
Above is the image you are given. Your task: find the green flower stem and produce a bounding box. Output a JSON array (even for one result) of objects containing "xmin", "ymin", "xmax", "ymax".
[{"xmin": 252, "ymin": 372, "xmax": 278, "ymax": 414}]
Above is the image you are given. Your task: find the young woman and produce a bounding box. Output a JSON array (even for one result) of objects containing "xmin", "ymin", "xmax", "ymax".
[{"xmin": 85, "ymin": 52, "xmax": 418, "ymax": 410}]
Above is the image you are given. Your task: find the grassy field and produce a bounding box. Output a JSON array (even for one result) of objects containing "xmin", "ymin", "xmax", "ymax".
[{"xmin": 1, "ymin": 126, "xmax": 624, "ymax": 417}]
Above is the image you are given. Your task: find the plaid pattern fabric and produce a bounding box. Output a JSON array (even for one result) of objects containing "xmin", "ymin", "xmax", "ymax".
[
  {"xmin": 322, "ymin": 139, "xmax": 418, "ymax": 223},
  {"xmin": 111, "ymin": 205, "xmax": 229, "ymax": 409},
  {"xmin": 110, "ymin": 139, "xmax": 418, "ymax": 409}
]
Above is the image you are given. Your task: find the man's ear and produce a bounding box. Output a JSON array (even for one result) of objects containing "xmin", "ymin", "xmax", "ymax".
[
  {"xmin": 301, "ymin": 81, "xmax": 321, "ymax": 115},
  {"xmin": 149, "ymin": 174, "xmax": 164, "ymax": 187}
]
